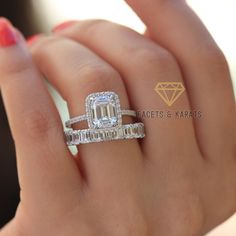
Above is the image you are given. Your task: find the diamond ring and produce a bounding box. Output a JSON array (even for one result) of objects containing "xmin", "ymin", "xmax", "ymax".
[{"xmin": 64, "ymin": 91, "xmax": 145, "ymax": 146}]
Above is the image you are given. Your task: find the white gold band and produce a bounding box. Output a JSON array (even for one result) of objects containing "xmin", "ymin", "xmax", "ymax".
[
  {"xmin": 65, "ymin": 109, "xmax": 136, "ymax": 128},
  {"xmin": 64, "ymin": 91, "xmax": 145, "ymax": 146},
  {"xmin": 65, "ymin": 123, "xmax": 145, "ymax": 146}
]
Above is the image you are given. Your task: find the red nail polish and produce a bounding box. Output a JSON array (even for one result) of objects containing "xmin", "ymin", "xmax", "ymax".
[
  {"xmin": 52, "ymin": 20, "xmax": 77, "ymax": 32},
  {"xmin": 27, "ymin": 34, "xmax": 41, "ymax": 45},
  {"xmin": 0, "ymin": 18, "xmax": 18, "ymax": 47}
]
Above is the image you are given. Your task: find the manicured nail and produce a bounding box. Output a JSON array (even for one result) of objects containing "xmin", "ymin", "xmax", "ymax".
[
  {"xmin": 27, "ymin": 34, "xmax": 42, "ymax": 45},
  {"xmin": 0, "ymin": 18, "xmax": 18, "ymax": 47},
  {"xmin": 52, "ymin": 20, "xmax": 77, "ymax": 32}
]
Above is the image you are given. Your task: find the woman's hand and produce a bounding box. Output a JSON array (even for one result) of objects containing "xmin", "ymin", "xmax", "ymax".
[{"xmin": 0, "ymin": 1, "xmax": 236, "ymax": 236}]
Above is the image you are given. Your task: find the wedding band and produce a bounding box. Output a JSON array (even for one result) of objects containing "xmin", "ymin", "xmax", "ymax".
[
  {"xmin": 64, "ymin": 91, "xmax": 145, "ymax": 146},
  {"xmin": 65, "ymin": 123, "xmax": 145, "ymax": 145}
]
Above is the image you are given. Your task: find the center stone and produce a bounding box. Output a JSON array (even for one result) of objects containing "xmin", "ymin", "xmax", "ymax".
[{"xmin": 90, "ymin": 94, "xmax": 118, "ymax": 128}]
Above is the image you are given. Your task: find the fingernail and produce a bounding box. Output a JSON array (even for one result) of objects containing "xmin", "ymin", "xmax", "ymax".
[
  {"xmin": 0, "ymin": 17, "xmax": 18, "ymax": 47},
  {"xmin": 27, "ymin": 34, "xmax": 42, "ymax": 45},
  {"xmin": 52, "ymin": 20, "xmax": 77, "ymax": 32}
]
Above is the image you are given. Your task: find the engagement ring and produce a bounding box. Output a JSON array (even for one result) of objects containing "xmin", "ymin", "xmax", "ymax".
[{"xmin": 64, "ymin": 91, "xmax": 145, "ymax": 145}]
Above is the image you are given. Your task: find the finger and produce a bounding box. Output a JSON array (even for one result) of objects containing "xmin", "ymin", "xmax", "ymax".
[
  {"xmin": 125, "ymin": 0, "xmax": 236, "ymax": 158},
  {"xmin": 53, "ymin": 20, "xmax": 200, "ymax": 162},
  {"xmin": 0, "ymin": 18, "xmax": 81, "ymax": 207},
  {"xmin": 30, "ymin": 36, "xmax": 143, "ymax": 188}
]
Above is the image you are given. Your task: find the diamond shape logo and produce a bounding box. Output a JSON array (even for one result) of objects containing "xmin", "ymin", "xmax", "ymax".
[{"xmin": 154, "ymin": 82, "xmax": 185, "ymax": 107}]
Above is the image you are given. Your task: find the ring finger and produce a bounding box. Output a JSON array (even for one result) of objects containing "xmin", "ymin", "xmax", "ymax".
[{"xmin": 29, "ymin": 36, "xmax": 143, "ymax": 187}]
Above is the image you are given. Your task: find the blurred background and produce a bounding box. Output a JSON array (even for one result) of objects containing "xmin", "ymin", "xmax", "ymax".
[{"xmin": 0, "ymin": 0, "xmax": 235, "ymax": 235}]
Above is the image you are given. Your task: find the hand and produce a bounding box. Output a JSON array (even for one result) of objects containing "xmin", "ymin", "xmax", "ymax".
[{"xmin": 0, "ymin": 1, "xmax": 236, "ymax": 236}]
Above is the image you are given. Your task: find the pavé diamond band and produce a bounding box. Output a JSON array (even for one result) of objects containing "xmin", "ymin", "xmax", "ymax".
[
  {"xmin": 64, "ymin": 91, "xmax": 145, "ymax": 146},
  {"xmin": 65, "ymin": 110, "xmax": 137, "ymax": 128}
]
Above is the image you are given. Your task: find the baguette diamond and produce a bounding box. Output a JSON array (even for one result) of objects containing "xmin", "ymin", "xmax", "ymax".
[{"xmin": 65, "ymin": 123, "xmax": 145, "ymax": 146}]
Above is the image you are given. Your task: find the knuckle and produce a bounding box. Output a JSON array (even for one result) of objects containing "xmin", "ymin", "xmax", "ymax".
[
  {"xmin": 78, "ymin": 63, "xmax": 122, "ymax": 92},
  {"xmin": 199, "ymin": 45, "xmax": 229, "ymax": 73},
  {"xmin": 2, "ymin": 60, "xmax": 32, "ymax": 76},
  {"xmin": 0, "ymin": 58, "xmax": 33, "ymax": 86},
  {"xmin": 31, "ymin": 36, "xmax": 61, "ymax": 59},
  {"xmin": 17, "ymin": 108, "xmax": 60, "ymax": 141},
  {"xmin": 130, "ymin": 46, "xmax": 175, "ymax": 71},
  {"xmin": 81, "ymin": 19, "xmax": 111, "ymax": 36},
  {"xmin": 32, "ymin": 36, "xmax": 58, "ymax": 50}
]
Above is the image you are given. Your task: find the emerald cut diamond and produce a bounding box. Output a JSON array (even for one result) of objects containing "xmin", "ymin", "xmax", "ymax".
[{"xmin": 86, "ymin": 92, "xmax": 122, "ymax": 129}]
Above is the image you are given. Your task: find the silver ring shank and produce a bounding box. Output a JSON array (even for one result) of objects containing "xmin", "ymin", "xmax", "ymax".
[
  {"xmin": 65, "ymin": 122, "xmax": 144, "ymax": 146},
  {"xmin": 65, "ymin": 110, "xmax": 136, "ymax": 128}
]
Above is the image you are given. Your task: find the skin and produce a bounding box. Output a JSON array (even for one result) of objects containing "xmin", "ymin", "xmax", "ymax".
[{"xmin": 0, "ymin": 0, "xmax": 236, "ymax": 235}]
